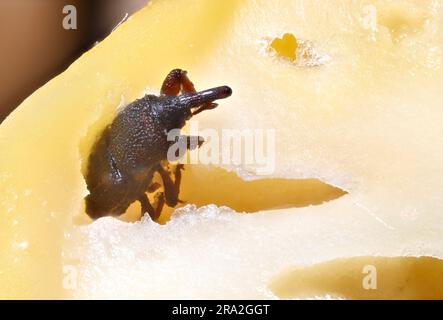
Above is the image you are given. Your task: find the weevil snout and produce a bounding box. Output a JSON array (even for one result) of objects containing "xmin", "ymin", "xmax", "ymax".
[
  {"xmin": 178, "ymin": 86, "xmax": 232, "ymax": 107},
  {"xmin": 178, "ymin": 85, "xmax": 232, "ymax": 115},
  {"xmin": 160, "ymin": 85, "xmax": 232, "ymax": 129}
]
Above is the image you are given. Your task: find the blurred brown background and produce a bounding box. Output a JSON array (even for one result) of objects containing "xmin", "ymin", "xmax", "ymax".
[{"xmin": 0, "ymin": 0, "xmax": 149, "ymax": 122}]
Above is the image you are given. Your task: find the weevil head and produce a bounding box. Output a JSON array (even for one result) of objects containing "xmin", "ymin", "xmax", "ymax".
[{"xmin": 152, "ymin": 86, "xmax": 232, "ymax": 131}]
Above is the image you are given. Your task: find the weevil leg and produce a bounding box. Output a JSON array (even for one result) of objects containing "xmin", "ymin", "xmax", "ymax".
[
  {"xmin": 171, "ymin": 134, "xmax": 205, "ymax": 148},
  {"xmin": 138, "ymin": 192, "xmax": 164, "ymax": 221},
  {"xmin": 138, "ymin": 193, "xmax": 156, "ymax": 219},
  {"xmin": 155, "ymin": 164, "xmax": 185, "ymax": 207},
  {"xmin": 187, "ymin": 135, "xmax": 205, "ymax": 149},
  {"xmin": 153, "ymin": 191, "xmax": 165, "ymax": 219},
  {"xmin": 172, "ymin": 135, "xmax": 205, "ymax": 150},
  {"xmin": 147, "ymin": 181, "xmax": 161, "ymax": 193},
  {"xmin": 161, "ymin": 69, "xmax": 196, "ymax": 96},
  {"xmin": 162, "ymin": 134, "xmax": 204, "ymax": 204},
  {"xmin": 168, "ymin": 135, "xmax": 205, "ymax": 160}
]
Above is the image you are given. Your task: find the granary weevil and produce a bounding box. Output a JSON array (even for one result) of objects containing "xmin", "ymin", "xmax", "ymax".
[{"xmin": 85, "ymin": 69, "xmax": 232, "ymax": 221}]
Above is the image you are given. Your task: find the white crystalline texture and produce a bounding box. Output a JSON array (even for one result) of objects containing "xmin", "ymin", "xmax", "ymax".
[
  {"xmin": 296, "ymin": 40, "xmax": 332, "ymax": 67},
  {"xmin": 73, "ymin": 199, "xmax": 443, "ymax": 299}
]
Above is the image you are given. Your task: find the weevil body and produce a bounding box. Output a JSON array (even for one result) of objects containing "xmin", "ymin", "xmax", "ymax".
[{"xmin": 85, "ymin": 69, "xmax": 232, "ymax": 220}]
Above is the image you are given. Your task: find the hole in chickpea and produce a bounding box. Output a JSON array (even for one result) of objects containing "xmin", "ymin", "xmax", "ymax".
[
  {"xmin": 269, "ymin": 33, "xmax": 299, "ymax": 62},
  {"xmin": 119, "ymin": 164, "xmax": 347, "ymax": 224},
  {"xmin": 268, "ymin": 33, "xmax": 331, "ymax": 67},
  {"xmin": 269, "ymin": 256, "xmax": 443, "ymax": 300}
]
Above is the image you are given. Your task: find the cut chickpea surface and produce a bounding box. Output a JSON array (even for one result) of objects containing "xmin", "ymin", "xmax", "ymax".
[{"xmin": 0, "ymin": 0, "xmax": 443, "ymax": 298}]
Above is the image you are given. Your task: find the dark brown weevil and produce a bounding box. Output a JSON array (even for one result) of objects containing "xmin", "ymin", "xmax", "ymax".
[{"xmin": 85, "ymin": 69, "xmax": 232, "ymax": 221}]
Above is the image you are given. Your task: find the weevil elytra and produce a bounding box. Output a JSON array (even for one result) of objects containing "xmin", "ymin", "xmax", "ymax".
[{"xmin": 85, "ymin": 69, "xmax": 232, "ymax": 221}]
